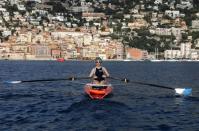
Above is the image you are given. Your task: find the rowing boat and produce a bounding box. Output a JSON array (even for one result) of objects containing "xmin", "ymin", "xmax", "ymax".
[{"xmin": 84, "ymin": 83, "xmax": 113, "ymax": 99}]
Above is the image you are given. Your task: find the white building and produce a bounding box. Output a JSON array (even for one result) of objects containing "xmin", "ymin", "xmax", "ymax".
[
  {"xmin": 190, "ymin": 50, "xmax": 199, "ymax": 60},
  {"xmin": 192, "ymin": 20, "xmax": 199, "ymax": 29},
  {"xmin": 2, "ymin": 31, "xmax": 12, "ymax": 37},
  {"xmin": 130, "ymin": 9, "xmax": 138, "ymax": 14},
  {"xmin": 10, "ymin": 0, "xmax": 18, "ymax": 5},
  {"xmin": 154, "ymin": 28, "xmax": 171, "ymax": 36},
  {"xmin": 74, "ymin": 36, "xmax": 84, "ymax": 47},
  {"xmin": 165, "ymin": 10, "xmax": 180, "ymax": 19},
  {"xmin": 164, "ymin": 50, "xmax": 181, "ymax": 59},
  {"xmin": 17, "ymin": 5, "xmax": 26, "ymax": 11},
  {"xmin": 164, "ymin": 42, "xmax": 196, "ymax": 59},
  {"xmin": 71, "ymin": 6, "xmax": 94, "ymax": 13},
  {"xmin": 194, "ymin": 38, "xmax": 199, "ymax": 47},
  {"xmin": 0, "ymin": 18, "xmax": 3, "ymax": 24},
  {"xmin": 154, "ymin": 0, "xmax": 162, "ymax": 4},
  {"xmin": 180, "ymin": 42, "xmax": 192, "ymax": 58},
  {"xmin": 0, "ymin": 8, "xmax": 6, "ymax": 12},
  {"xmin": 116, "ymin": 42, "xmax": 124, "ymax": 59},
  {"xmin": 51, "ymin": 32, "xmax": 85, "ymax": 38},
  {"xmin": 26, "ymin": 0, "xmax": 41, "ymax": 3},
  {"xmin": 171, "ymin": 27, "xmax": 182, "ymax": 42},
  {"xmin": 176, "ymin": 0, "xmax": 193, "ymax": 9},
  {"xmin": 171, "ymin": 27, "xmax": 181, "ymax": 37},
  {"xmin": 83, "ymin": 34, "xmax": 92, "ymax": 46}
]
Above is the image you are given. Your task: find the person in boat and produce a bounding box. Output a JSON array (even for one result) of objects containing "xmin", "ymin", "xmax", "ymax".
[{"xmin": 89, "ymin": 57, "xmax": 110, "ymax": 84}]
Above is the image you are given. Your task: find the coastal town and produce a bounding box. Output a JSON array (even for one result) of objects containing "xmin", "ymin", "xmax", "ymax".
[{"xmin": 0, "ymin": 0, "xmax": 199, "ymax": 60}]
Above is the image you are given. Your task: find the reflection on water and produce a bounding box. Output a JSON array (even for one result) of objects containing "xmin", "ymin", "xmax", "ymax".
[{"xmin": 174, "ymin": 97, "xmax": 187, "ymax": 105}]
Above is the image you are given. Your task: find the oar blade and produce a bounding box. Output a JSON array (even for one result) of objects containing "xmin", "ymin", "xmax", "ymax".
[
  {"xmin": 4, "ymin": 81, "xmax": 22, "ymax": 84},
  {"xmin": 175, "ymin": 88, "xmax": 192, "ymax": 96}
]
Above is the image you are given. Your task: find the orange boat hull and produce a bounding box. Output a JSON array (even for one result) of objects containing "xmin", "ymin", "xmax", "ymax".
[{"xmin": 84, "ymin": 84, "xmax": 113, "ymax": 99}]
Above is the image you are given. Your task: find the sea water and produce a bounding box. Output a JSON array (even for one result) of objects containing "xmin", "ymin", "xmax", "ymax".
[{"xmin": 0, "ymin": 60, "xmax": 199, "ymax": 131}]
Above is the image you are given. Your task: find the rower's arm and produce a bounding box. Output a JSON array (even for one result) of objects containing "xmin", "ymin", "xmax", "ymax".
[
  {"xmin": 103, "ymin": 67, "xmax": 110, "ymax": 77},
  {"xmin": 89, "ymin": 68, "xmax": 95, "ymax": 77}
]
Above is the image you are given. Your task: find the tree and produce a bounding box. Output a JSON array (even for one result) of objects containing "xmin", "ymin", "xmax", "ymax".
[
  {"xmin": 159, "ymin": 4, "xmax": 170, "ymax": 12},
  {"xmin": 112, "ymin": 12, "xmax": 124, "ymax": 19},
  {"xmin": 89, "ymin": 21, "xmax": 94, "ymax": 27},
  {"xmin": 128, "ymin": 36, "xmax": 162, "ymax": 52},
  {"xmin": 104, "ymin": 7, "xmax": 114, "ymax": 15},
  {"xmin": 134, "ymin": 28, "xmax": 151, "ymax": 36},
  {"xmin": 144, "ymin": 14, "xmax": 152, "ymax": 24},
  {"xmin": 182, "ymin": 33, "xmax": 188, "ymax": 40},
  {"xmin": 190, "ymin": 31, "xmax": 199, "ymax": 45}
]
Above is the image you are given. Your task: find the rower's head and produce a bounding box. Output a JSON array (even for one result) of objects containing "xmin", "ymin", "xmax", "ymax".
[{"xmin": 95, "ymin": 57, "xmax": 102, "ymax": 65}]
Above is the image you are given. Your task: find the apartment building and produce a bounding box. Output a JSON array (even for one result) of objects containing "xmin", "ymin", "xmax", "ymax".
[
  {"xmin": 165, "ymin": 10, "xmax": 180, "ymax": 19},
  {"xmin": 82, "ymin": 13, "xmax": 106, "ymax": 21}
]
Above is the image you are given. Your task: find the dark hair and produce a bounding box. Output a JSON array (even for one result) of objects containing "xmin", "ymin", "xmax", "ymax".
[{"xmin": 95, "ymin": 57, "xmax": 102, "ymax": 63}]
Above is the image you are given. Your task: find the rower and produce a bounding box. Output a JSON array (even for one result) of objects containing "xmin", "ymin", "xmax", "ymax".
[{"xmin": 89, "ymin": 57, "xmax": 110, "ymax": 85}]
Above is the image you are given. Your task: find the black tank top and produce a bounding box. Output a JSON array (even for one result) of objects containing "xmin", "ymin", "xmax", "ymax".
[{"xmin": 95, "ymin": 67, "xmax": 104, "ymax": 78}]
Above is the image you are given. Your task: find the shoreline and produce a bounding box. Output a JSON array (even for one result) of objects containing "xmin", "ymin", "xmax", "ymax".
[{"xmin": 0, "ymin": 58, "xmax": 199, "ymax": 62}]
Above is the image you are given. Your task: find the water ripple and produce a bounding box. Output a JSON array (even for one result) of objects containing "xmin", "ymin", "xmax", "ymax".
[{"xmin": 0, "ymin": 61, "xmax": 199, "ymax": 130}]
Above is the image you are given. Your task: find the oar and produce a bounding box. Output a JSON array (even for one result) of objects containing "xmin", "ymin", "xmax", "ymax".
[
  {"xmin": 4, "ymin": 76, "xmax": 91, "ymax": 84},
  {"xmin": 109, "ymin": 77, "xmax": 192, "ymax": 96}
]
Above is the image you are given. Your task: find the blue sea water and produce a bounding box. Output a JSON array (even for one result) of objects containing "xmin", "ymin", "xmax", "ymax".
[{"xmin": 0, "ymin": 60, "xmax": 199, "ymax": 131}]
